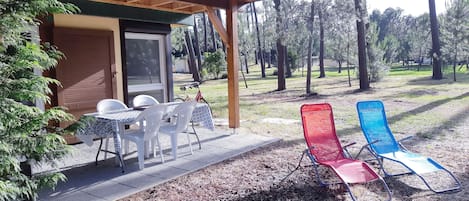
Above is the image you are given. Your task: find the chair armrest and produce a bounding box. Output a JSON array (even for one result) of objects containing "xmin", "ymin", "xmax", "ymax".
[
  {"xmin": 342, "ymin": 142, "xmax": 356, "ymax": 149},
  {"xmin": 342, "ymin": 142, "xmax": 356, "ymax": 158},
  {"xmin": 354, "ymin": 140, "xmax": 380, "ymax": 159},
  {"xmin": 398, "ymin": 135, "xmax": 413, "ymax": 142},
  {"xmin": 398, "ymin": 136, "xmax": 413, "ymax": 151}
]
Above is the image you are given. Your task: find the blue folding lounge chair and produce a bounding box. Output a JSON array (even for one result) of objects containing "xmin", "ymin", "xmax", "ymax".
[
  {"xmin": 301, "ymin": 103, "xmax": 391, "ymax": 201},
  {"xmin": 356, "ymin": 100, "xmax": 461, "ymax": 193}
]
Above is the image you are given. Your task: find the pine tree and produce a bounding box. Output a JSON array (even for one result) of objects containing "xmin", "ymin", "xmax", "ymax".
[{"xmin": 0, "ymin": 1, "xmax": 77, "ymax": 200}]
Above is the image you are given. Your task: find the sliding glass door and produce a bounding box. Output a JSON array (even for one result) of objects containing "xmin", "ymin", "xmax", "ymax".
[{"xmin": 124, "ymin": 32, "xmax": 167, "ymax": 106}]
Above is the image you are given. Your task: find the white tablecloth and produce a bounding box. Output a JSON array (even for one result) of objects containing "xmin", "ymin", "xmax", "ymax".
[
  {"xmin": 188, "ymin": 103, "xmax": 215, "ymax": 130},
  {"xmin": 76, "ymin": 109, "xmax": 140, "ymax": 146},
  {"xmin": 75, "ymin": 102, "xmax": 214, "ymax": 146}
]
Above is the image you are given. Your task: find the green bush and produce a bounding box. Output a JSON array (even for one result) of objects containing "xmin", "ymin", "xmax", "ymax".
[
  {"xmin": 0, "ymin": 1, "xmax": 78, "ymax": 200},
  {"xmin": 202, "ymin": 49, "xmax": 226, "ymax": 80}
]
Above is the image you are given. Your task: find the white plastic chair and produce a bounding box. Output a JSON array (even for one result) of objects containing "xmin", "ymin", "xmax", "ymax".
[
  {"xmin": 121, "ymin": 104, "xmax": 167, "ymax": 169},
  {"xmin": 95, "ymin": 99, "xmax": 128, "ymax": 165},
  {"xmin": 133, "ymin": 95, "xmax": 159, "ymax": 107},
  {"xmin": 158, "ymin": 101, "xmax": 197, "ymax": 161},
  {"xmin": 97, "ymin": 99, "xmax": 128, "ymax": 113}
]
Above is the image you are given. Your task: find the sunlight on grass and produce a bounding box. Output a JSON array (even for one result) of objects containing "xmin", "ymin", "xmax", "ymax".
[{"xmin": 175, "ymin": 63, "xmax": 469, "ymax": 140}]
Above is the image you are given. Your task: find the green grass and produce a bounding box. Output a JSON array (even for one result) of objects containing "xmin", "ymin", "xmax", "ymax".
[{"xmin": 174, "ymin": 63, "xmax": 469, "ymax": 140}]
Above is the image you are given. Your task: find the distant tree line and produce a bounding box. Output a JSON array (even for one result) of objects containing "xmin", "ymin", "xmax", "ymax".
[{"xmin": 173, "ymin": 0, "xmax": 469, "ymax": 91}]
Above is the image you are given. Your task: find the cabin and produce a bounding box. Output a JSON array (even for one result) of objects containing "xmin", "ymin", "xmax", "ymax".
[{"xmin": 40, "ymin": 0, "xmax": 252, "ymax": 143}]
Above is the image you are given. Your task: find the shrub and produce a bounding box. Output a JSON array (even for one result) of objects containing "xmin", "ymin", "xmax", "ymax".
[
  {"xmin": 0, "ymin": 1, "xmax": 78, "ymax": 200},
  {"xmin": 202, "ymin": 49, "xmax": 226, "ymax": 79}
]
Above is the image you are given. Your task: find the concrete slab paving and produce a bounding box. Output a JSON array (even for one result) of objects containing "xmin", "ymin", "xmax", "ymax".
[
  {"xmin": 38, "ymin": 129, "xmax": 280, "ymax": 201},
  {"xmin": 46, "ymin": 192, "xmax": 107, "ymax": 201}
]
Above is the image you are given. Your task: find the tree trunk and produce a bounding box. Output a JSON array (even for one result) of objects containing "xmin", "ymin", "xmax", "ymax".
[
  {"xmin": 453, "ymin": 44, "xmax": 457, "ymax": 81},
  {"xmin": 184, "ymin": 33, "xmax": 194, "ymax": 71},
  {"xmin": 354, "ymin": 0, "xmax": 370, "ymax": 90},
  {"xmin": 277, "ymin": 40, "xmax": 286, "ymax": 90},
  {"xmin": 246, "ymin": 4, "xmax": 251, "ymax": 29},
  {"xmin": 306, "ymin": 1, "xmax": 315, "ymax": 94},
  {"xmin": 429, "ymin": 0, "xmax": 443, "ymax": 80},
  {"xmin": 202, "ymin": 13, "xmax": 208, "ymax": 52},
  {"xmin": 274, "ymin": 0, "xmax": 285, "ymax": 90},
  {"xmin": 254, "ymin": 50, "xmax": 258, "ymax": 64},
  {"xmin": 184, "ymin": 30, "xmax": 201, "ymax": 82},
  {"xmin": 193, "ymin": 16, "xmax": 202, "ymax": 72},
  {"xmin": 318, "ymin": 5, "xmax": 326, "ymax": 78},
  {"xmin": 208, "ymin": 16, "xmax": 217, "ymax": 51},
  {"xmin": 418, "ymin": 47, "xmax": 423, "ymax": 71},
  {"xmin": 347, "ymin": 29, "xmax": 352, "ymax": 87},
  {"xmin": 338, "ymin": 60, "xmax": 342, "ymax": 73},
  {"xmin": 285, "ymin": 46, "xmax": 292, "ymax": 78},
  {"xmin": 307, "ymin": 36, "xmax": 313, "ymax": 94},
  {"xmin": 216, "ymin": 9, "xmax": 226, "ymax": 53},
  {"xmin": 249, "ymin": 3, "xmax": 255, "ymax": 29},
  {"xmin": 267, "ymin": 51, "xmax": 272, "ymax": 68},
  {"xmin": 252, "ymin": 2, "xmax": 266, "ymax": 78},
  {"xmin": 244, "ymin": 53, "xmax": 249, "ymax": 74}
]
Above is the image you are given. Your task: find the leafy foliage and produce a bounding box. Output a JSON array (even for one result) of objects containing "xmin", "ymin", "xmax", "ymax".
[
  {"xmin": 0, "ymin": 1, "xmax": 78, "ymax": 200},
  {"xmin": 366, "ymin": 23, "xmax": 389, "ymax": 82},
  {"xmin": 441, "ymin": 0, "xmax": 469, "ymax": 65},
  {"xmin": 202, "ymin": 49, "xmax": 226, "ymax": 79}
]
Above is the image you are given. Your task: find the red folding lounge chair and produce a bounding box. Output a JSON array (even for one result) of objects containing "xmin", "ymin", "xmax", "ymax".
[{"xmin": 301, "ymin": 103, "xmax": 391, "ymax": 201}]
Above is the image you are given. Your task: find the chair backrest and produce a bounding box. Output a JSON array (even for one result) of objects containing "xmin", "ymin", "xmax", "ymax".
[
  {"xmin": 356, "ymin": 100, "xmax": 399, "ymax": 154},
  {"xmin": 300, "ymin": 103, "xmax": 345, "ymax": 163},
  {"xmin": 97, "ymin": 99, "xmax": 128, "ymax": 113},
  {"xmin": 172, "ymin": 101, "xmax": 197, "ymax": 133},
  {"xmin": 133, "ymin": 95, "xmax": 159, "ymax": 107},
  {"xmin": 135, "ymin": 104, "xmax": 167, "ymax": 141}
]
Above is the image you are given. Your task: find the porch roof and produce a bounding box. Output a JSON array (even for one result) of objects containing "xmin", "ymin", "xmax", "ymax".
[{"xmin": 91, "ymin": 0, "xmax": 257, "ymax": 14}]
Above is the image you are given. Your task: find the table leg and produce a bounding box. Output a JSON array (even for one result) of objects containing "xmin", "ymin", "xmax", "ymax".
[
  {"xmin": 95, "ymin": 138, "xmax": 104, "ymax": 166},
  {"xmin": 191, "ymin": 122, "xmax": 202, "ymax": 150},
  {"xmin": 114, "ymin": 121, "xmax": 125, "ymax": 173},
  {"xmin": 171, "ymin": 134, "xmax": 178, "ymax": 160}
]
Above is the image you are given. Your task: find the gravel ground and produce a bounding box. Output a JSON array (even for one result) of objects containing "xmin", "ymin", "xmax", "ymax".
[{"xmin": 119, "ymin": 75, "xmax": 469, "ymax": 201}]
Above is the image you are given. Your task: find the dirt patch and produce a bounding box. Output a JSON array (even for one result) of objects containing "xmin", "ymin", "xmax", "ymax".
[{"xmin": 120, "ymin": 75, "xmax": 469, "ymax": 201}]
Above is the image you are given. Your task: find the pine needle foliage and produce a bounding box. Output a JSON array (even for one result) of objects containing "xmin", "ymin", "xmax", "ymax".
[{"xmin": 0, "ymin": 1, "xmax": 78, "ymax": 200}]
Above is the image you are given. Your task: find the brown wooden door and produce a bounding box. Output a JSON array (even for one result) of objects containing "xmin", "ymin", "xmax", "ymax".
[{"xmin": 53, "ymin": 28, "xmax": 116, "ymax": 142}]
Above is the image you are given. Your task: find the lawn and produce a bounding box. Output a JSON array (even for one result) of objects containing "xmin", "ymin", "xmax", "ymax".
[{"xmin": 121, "ymin": 64, "xmax": 469, "ymax": 200}]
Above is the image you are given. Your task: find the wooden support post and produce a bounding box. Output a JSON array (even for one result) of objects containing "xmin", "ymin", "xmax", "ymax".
[
  {"xmin": 226, "ymin": 0, "xmax": 240, "ymax": 128},
  {"xmin": 206, "ymin": 6, "xmax": 229, "ymax": 47}
]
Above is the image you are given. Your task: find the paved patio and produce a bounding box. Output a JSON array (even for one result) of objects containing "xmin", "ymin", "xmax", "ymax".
[{"xmin": 37, "ymin": 127, "xmax": 280, "ymax": 201}]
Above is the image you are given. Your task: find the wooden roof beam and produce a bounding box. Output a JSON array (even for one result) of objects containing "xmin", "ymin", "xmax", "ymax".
[
  {"xmin": 173, "ymin": 3, "xmax": 194, "ymax": 10},
  {"xmin": 178, "ymin": 0, "xmax": 228, "ymax": 9},
  {"xmin": 94, "ymin": 0, "xmax": 195, "ymax": 14},
  {"xmin": 205, "ymin": 6, "xmax": 229, "ymax": 47},
  {"xmin": 238, "ymin": 0, "xmax": 257, "ymax": 5},
  {"xmin": 153, "ymin": 2, "xmax": 203, "ymax": 13},
  {"xmin": 149, "ymin": 0, "xmax": 175, "ymax": 7}
]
